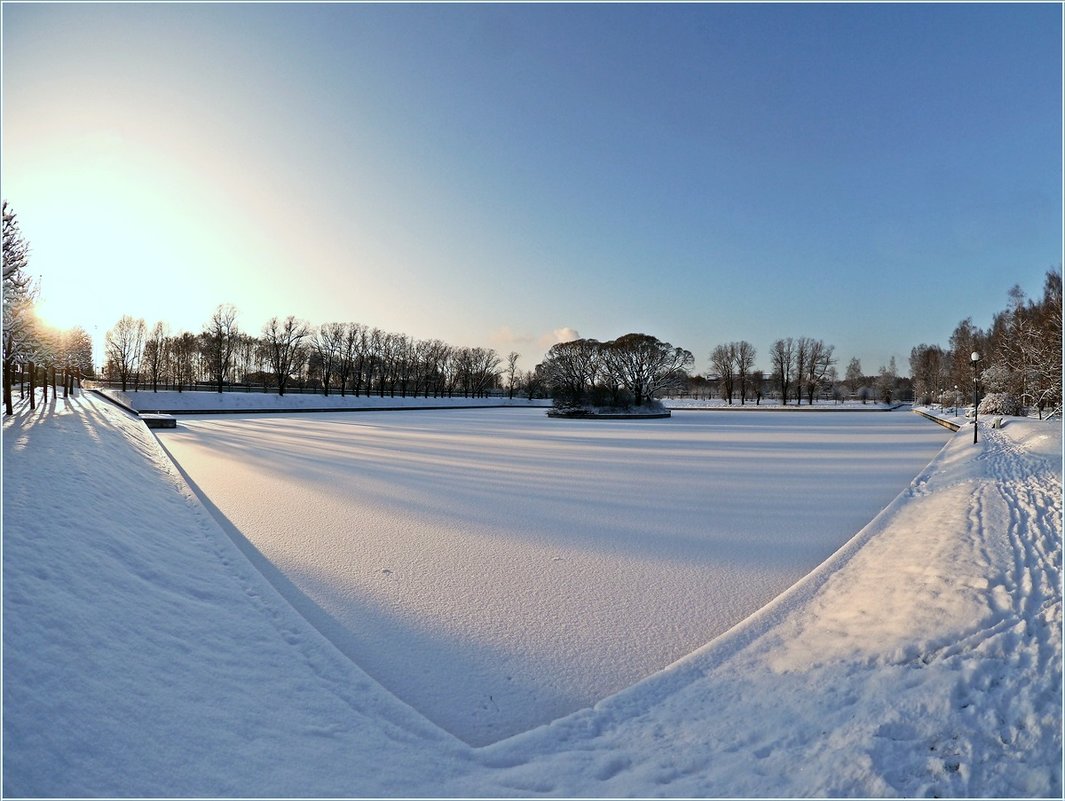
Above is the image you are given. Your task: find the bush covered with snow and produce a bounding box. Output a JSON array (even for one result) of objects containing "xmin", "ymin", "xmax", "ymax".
[{"xmin": 978, "ymin": 392, "xmax": 1023, "ymax": 416}]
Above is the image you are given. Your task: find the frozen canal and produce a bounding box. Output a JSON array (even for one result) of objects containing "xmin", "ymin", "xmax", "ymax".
[{"xmin": 158, "ymin": 408, "xmax": 950, "ymax": 745}]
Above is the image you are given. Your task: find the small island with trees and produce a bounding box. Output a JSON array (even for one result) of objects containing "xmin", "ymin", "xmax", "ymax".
[{"xmin": 539, "ymin": 333, "xmax": 692, "ymax": 418}]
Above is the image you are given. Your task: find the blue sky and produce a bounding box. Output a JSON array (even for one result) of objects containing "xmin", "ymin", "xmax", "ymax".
[{"xmin": 2, "ymin": 2, "xmax": 1060, "ymax": 376}]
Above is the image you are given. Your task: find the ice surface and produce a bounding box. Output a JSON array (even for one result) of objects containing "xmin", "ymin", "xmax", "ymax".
[{"xmin": 157, "ymin": 408, "xmax": 951, "ymax": 744}]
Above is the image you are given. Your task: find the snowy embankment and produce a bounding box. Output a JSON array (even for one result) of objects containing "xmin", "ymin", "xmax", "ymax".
[
  {"xmin": 3, "ymin": 393, "xmax": 1061, "ymax": 797},
  {"xmin": 91, "ymin": 386, "xmax": 549, "ymax": 414}
]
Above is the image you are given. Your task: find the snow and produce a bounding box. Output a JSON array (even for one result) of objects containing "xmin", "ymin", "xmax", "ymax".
[
  {"xmin": 154, "ymin": 406, "xmax": 951, "ymax": 746},
  {"xmin": 3, "ymin": 391, "xmax": 1061, "ymax": 797},
  {"xmin": 92, "ymin": 386, "xmax": 549, "ymax": 413}
]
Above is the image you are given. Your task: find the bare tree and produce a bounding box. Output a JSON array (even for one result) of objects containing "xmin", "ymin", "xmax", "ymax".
[
  {"xmin": 142, "ymin": 321, "xmax": 169, "ymax": 392},
  {"xmin": 209, "ymin": 305, "xmax": 239, "ymax": 389},
  {"xmin": 171, "ymin": 332, "xmax": 198, "ymax": 392},
  {"xmin": 604, "ymin": 333, "xmax": 693, "ymax": 407},
  {"xmin": 344, "ymin": 323, "xmax": 370, "ymax": 397},
  {"xmin": 770, "ymin": 338, "xmax": 795, "ymax": 404},
  {"xmin": 803, "ymin": 340, "xmax": 836, "ymax": 405},
  {"xmin": 541, "ymin": 338, "xmax": 602, "ymax": 406},
  {"xmin": 420, "ymin": 340, "xmax": 450, "ymax": 398},
  {"xmin": 505, "ymin": 351, "xmax": 520, "ymax": 400},
  {"xmin": 793, "ymin": 337, "xmax": 815, "ymax": 405},
  {"xmin": 202, "ymin": 304, "xmax": 239, "ymax": 393},
  {"xmin": 364, "ymin": 328, "xmax": 383, "ymax": 397},
  {"xmin": 749, "ymin": 369, "xmax": 766, "ymax": 405},
  {"xmin": 710, "ymin": 343, "xmax": 737, "ymax": 404},
  {"xmin": 262, "ymin": 316, "xmax": 309, "ymax": 396},
  {"xmin": 735, "ymin": 341, "xmax": 756, "ymax": 404},
  {"xmin": 334, "ymin": 322, "xmax": 360, "ymax": 396},
  {"xmin": 313, "ymin": 322, "xmax": 345, "ymax": 396},
  {"xmin": 105, "ymin": 315, "xmax": 146, "ymax": 392}
]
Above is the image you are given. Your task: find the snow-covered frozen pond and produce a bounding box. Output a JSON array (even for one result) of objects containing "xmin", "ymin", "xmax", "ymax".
[{"xmin": 157, "ymin": 408, "xmax": 950, "ymax": 745}]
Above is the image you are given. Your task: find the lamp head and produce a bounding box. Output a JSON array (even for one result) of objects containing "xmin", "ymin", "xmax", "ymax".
[{"xmin": 971, "ymin": 351, "xmax": 980, "ymax": 362}]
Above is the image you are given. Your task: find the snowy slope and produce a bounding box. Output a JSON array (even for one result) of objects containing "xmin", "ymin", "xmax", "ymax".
[{"xmin": 3, "ymin": 392, "xmax": 1061, "ymax": 796}]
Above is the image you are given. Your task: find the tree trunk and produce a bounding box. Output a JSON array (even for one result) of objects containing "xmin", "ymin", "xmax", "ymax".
[
  {"xmin": 3, "ymin": 357, "xmax": 12, "ymax": 416},
  {"xmin": 28, "ymin": 361, "xmax": 36, "ymax": 409}
]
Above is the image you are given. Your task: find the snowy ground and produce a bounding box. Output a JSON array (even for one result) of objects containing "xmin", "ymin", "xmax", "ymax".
[
  {"xmin": 155, "ymin": 407, "xmax": 950, "ymax": 745},
  {"xmin": 3, "ymin": 390, "xmax": 1061, "ymax": 797}
]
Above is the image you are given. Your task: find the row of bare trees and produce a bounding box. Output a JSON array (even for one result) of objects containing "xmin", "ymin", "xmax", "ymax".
[
  {"xmin": 910, "ymin": 269, "xmax": 1062, "ymax": 416},
  {"xmin": 703, "ymin": 339, "xmax": 909, "ymax": 405},
  {"xmin": 104, "ymin": 305, "xmax": 512, "ymax": 400},
  {"xmin": 767, "ymin": 337, "xmax": 837, "ymax": 405},
  {"xmin": 709, "ymin": 341, "xmax": 758, "ymax": 404},
  {"xmin": 2, "ymin": 201, "xmax": 94, "ymax": 415}
]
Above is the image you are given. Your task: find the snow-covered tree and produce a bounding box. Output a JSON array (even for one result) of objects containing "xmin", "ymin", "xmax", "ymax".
[
  {"xmin": 61, "ymin": 326, "xmax": 94, "ymax": 378},
  {"xmin": 844, "ymin": 357, "xmax": 864, "ymax": 402},
  {"xmin": 876, "ymin": 358, "xmax": 898, "ymax": 404},
  {"xmin": 909, "ymin": 344, "xmax": 948, "ymax": 405},
  {"xmin": 3, "ymin": 201, "xmax": 37, "ymax": 415}
]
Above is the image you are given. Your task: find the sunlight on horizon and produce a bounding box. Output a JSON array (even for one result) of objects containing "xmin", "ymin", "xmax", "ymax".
[{"xmin": 9, "ymin": 126, "xmax": 289, "ymax": 340}]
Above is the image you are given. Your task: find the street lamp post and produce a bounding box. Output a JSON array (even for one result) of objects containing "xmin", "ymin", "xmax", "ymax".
[
  {"xmin": 971, "ymin": 351, "xmax": 980, "ymax": 444},
  {"xmin": 954, "ymin": 385, "xmax": 959, "ymax": 417}
]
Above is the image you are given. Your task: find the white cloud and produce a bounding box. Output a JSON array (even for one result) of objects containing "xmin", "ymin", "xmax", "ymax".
[{"xmin": 547, "ymin": 327, "xmax": 580, "ymax": 345}]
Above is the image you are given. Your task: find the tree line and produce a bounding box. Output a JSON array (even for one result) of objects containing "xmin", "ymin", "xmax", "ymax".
[
  {"xmin": 695, "ymin": 338, "xmax": 904, "ymax": 406},
  {"xmin": 104, "ymin": 305, "xmax": 520, "ymax": 401},
  {"xmin": 7, "ymin": 197, "xmax": 1058, "ymax": 417},
  {"xmin": 2, "ymin": 202, "xmax": 94, "ymax": 416},
  {"xmin": 909, "ymin": 269, "xmax": 1062, "ymax": 417}
]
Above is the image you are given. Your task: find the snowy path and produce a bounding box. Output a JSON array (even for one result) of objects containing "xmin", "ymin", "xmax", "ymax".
[
  {"xmin": 155, "ymin": 408, "xmax": 950, "ymax": 745},
  {"xmin": 3, "ymin": 394, "xmax": 1060, "ymax": 796}
]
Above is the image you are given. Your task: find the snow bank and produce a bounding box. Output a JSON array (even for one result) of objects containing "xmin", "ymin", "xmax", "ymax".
[
  {"xmin": 92, "ymin": 386, "xmax": 548, "ymax": 413},
  {"xmin": 3, "ymin": 394, "xmax": 464, "ymax": 796},
  {"xmin": 3, "ymin": 394, "xmax": 1060, "ymax": 796}
]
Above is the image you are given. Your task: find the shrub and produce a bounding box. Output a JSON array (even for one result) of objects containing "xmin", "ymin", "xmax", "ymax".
[{"xmin": 978, "ymin": 392, "xmax": 1023, "ymax": 416}]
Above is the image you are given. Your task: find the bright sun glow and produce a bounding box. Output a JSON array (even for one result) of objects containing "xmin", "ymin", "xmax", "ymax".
[{"xmin": 12, "ymin": 129, "xmax": 278, "ymax": 348}]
